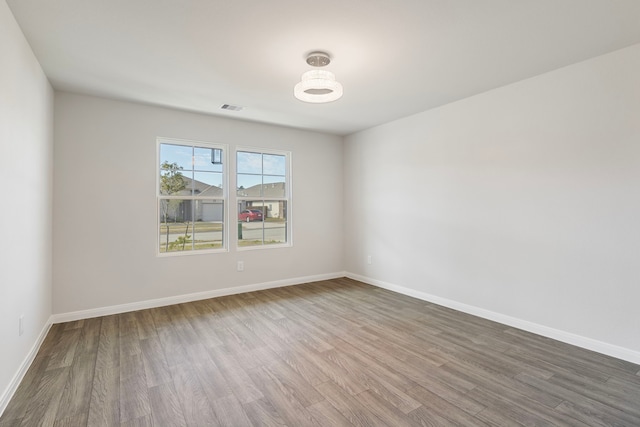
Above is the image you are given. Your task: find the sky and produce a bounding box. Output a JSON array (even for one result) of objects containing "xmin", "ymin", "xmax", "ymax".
[{"xmin": 160, "ymin": 142, "xmax": 286, "ymax": 191}]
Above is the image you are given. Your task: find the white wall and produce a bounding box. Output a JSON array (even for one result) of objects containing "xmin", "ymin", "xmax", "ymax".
[
  {"xmin": 344, "ymin": 44, "xmax": 640, "ymax": 360},
  {"xmin": 53, "ymin": 93, "xmax": 344, "ymax": 314},
  {"xmin": 0, "ymin": 0, "xmax": 54, "ymax": 409}
]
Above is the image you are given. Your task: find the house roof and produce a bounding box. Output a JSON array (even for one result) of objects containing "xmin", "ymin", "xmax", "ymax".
[
  {"xmin": 169, "ymin": 177, "xmax": 223, "ymax": 198},
  {"xmin": 238, "ymin": 182, "xmax": 286, "ymax": 199},
  {"xmin": 168, "ymin": 178, "xmax": 285, "ymax": 198}
]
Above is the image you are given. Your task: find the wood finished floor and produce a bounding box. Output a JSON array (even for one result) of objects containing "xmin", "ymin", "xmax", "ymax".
[{"xmin": 2, "ymin": 278, "xmax": 639, "ymax": 426}]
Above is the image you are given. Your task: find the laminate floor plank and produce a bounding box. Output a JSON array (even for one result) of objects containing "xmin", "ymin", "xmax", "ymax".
[
  {"xmin": 118, "ymin": 312, "xmax": 142, "ymax": 358},
  {"xmin": 352, "ymin": 389, "xmax": 416, "ymax": 427},
  {"xmin": 314, "ymin": 380, "xmax": 386, "ymax": 427},
  {"xmin": 293, "ymin": 342, "xmax": 369, "ymax": 396},
  {"xmin": 19, "ymin": 367, "xmax": 70, "ymax": 427},
  {"xmin": 87, "ymin": 367, "xmax": 120, "ymax": 426},
  {"xmin": 46, "ymin": 329, "xmax": 81, "ymax": 371},
  {"xmin": 406, "ymin": 405, "xmax": 472, "ymax": 427},
  {"xmin": 209, "ymin": 395, "xmax": 253, "ymax": 426},
  {"xmin": 74, "ymin": 317, "xmax": 102, "ymax": 357},
  {"xmin": 547, "ymin": 372, "xmax": 640, "ymax": 418},
  {"xmin": 515, "ymin": 372, "xmax": 640, "ymax": 426},
  {"xmin": 242, "ymin": 398, "xmax": 287, "ymax": 427},
  {"xmin": 604, "ymin": 374, "xmax": 640, "ymax": 399},
  {"xmin": 439, "ymin": 360, "xmax": 565, "ymax": 410},
  {"xmin": 330, "ymin": 339, "xmax": 418, "ymax": 392},
  {"xmin": 465, "ymin": 385, "xmax": 588, "ymax": 427},
  {"xmin": 170, "ymin": 362, "xmax": 218, "ymax": 426},
  {"xmin": 182, "ymin": 313, "xmax": 224, "ymax": 348},
  {"xmin": 187, "ymin": 348, "xmax": 235, "ymax": 403},
  {"xmin": 119, "ymin": 414, "xmax": 153, "ymax": 427},
  {"xmin": 342, "ymin": 332, "xmax": 479, "ymax": 394},
  {"xmin": 138, "ymin": 337, "xmax": 172, "ymax": 388},
  {"xmin": 247, "ymin": 365, "xmax": 322, "ymax": 426},
  {"xmin": 267, "ymin": 342, "xmax": 329, "ymax": 387},
  {"xmin": 261, "ymin": 358, "xmax": 325, "ymax": 407},
  {"xmin": 132, "ymin": 310, "xmax": 158, "ymax": 341},
  {"xmin": 358, "ymin": 371, "xmax": 422, "ymax": 414},
  {"xmin": 2, "ymin": 278, "xmax": 639, "ymax": 426},
  {"xmin": 554, "ymin": 400, "xmax": 628, "ymax": 427},
  {"xmin": 119, "ymin": 353, "xmax": 151, "ymax": 423},
  {"xmin": 320, "ymin": 347, "xmax": 420, "ymax": 414},
  {"xmin": 93, "ymin": 315, "xmax": 120, "ymax": 372},
  {"xmin": 38, "ymin": 324, "xmax": 65, "ymax": 357},
  {"xmin": 406, "ymin": 385, "xmax": 489, "ymax": 427},
  {"xmin": 54, "ymin": 353, "xmax": 96, "ymax": 425},
  {"xmin": 474, "ymin": 406, "xmax": 524, "ymax": 427},
  {"xmin": 201, "ymin": 298, "xmax": 244, "ymax": 331},
  {"xmin": 215, "ymin": 326, "xmax": 268, "ymax": 370},
  {"xmin": 414, "ymin": 329, "xmax": 539, "ymax": 378},
  {"xmin": 150, "ymin": 316, "xmax": 189, "ymax": 368},
  {"xmin": 206, "ymin": 344, "xmax": 264, "ymax": 404},
  {"xmin": 147, "ymin": 383, "xmax": 187, "ymax": 427},
  {"xmin": 306, "ymin": 400, "xmax": 353, "ymax": 427}
]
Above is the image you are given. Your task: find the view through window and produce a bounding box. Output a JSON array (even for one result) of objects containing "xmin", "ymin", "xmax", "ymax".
[{"xmin": 237, "ymin": 150, "xmax": 290, "ymax": 248}]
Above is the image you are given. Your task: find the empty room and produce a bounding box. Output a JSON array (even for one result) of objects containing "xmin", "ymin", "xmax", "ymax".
[{"xmin": 2, "ymin": 0, "xmax": 640, "ymax": 425}]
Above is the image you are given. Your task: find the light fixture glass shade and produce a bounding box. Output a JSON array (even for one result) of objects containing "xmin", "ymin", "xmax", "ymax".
[{"xmin": 294, "ymin": 70, "xmax": 343, "ymax": 103}]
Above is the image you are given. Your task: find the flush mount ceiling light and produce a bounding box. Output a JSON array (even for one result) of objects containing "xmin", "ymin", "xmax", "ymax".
[{"xmin": 294, "ymin": 52, "xmax": 343, "ymax": 103}]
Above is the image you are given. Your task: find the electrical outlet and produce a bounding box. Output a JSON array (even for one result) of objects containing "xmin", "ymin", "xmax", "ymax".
[
  {"xmin": 237, "ymin": 261, "xmax": 244, "ymax": 272},
  {"xmin": 367, "ymin": 255, "xmax": 372, "ymax": 265},
  {"xmin": 19, "ymin": 315, "xmax": 24, "ymax": 336}
]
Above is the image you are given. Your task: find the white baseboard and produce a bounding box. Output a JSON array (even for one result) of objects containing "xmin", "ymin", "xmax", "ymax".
[
  {"xmin": 0, "ymin": 317, "xmax": 53, "ymax": 417},
  {"xmin": 51, "ymin": 271, "xmax": 347, "ymax": 324},
  {"xmin": 346, "ymin": 272, "xmax": 640, "ymax": 366}
]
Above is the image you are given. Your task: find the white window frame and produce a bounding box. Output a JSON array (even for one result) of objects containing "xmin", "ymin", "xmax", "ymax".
[
  {"xmin": 235, "ymin": 147, "xmax": 292, "ymax": 251},
  {"xmin": 156, "ymin": 137, "xmax": 228, "ymax": 256}
]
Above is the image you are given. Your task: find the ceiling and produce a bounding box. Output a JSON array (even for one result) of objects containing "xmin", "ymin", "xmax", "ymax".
[{"xmin": 8, "ymin": 0, "xmax": 640, "ymax": 136}]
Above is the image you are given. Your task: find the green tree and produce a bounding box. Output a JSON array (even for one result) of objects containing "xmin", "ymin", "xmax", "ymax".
[{"xmin": 160, "ymin": 161, "xmax": 186, "ymax": 251}]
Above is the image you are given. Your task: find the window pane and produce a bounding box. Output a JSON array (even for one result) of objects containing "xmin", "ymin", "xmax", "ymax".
[
  {"xmin": 192, "ymin": 200, "xmax": 224, "ymax": 250},
  {"xmin": 265, "ymin": 200, "xmax": 287, "ymax": 244},
  {"xmin": 237, "ymin": 201, "xmax": 286, "ymax": 247},
  {"xmin": 193, "ymin": 172, "xmax": 223, "ymax": 196},
  {"xmin": 237, "ymin": 174, "xmax": 262, "ymax": 196},
  {"xmin": 160, "ymin": 144, "xmax": 192, "ymax": 171},
  {"xmin": 159, "ymin": 199, "xmax": 224, "ymax": 253},
  {"xmin": 263, "ymin": 200, "xmax": 286, "ymax": 221},
  {"xmin": 263, "ymin": 154, "xmax": 286, "ymax": 176},
  {"xmin": 237, "ymin": 151, "xmax": 262, "ymax": 174},
  {"xmin": 237, "ymin": 203, "xmax": 264, "ymax": 247},
  {"xmin": 193, "ymin": 147, "xmax": 223, "ymax": 172},
  {"xmin": 159, "ymin": 199, "xmax": 195, "ymax": 252}
]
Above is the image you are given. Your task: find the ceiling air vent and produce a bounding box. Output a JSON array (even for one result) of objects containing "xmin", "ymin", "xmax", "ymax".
[{"xmin": 220, "ymin": 104, "xmax": 244, "ymax": 112}]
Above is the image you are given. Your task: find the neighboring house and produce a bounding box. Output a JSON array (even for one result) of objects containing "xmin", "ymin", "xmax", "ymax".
[
  {"xmin": 162, "ymin": 176, "xmax": 224, "ymax": 222},
  {"xmin": 162, "ymin": 179, "xmax": 286, "ymax": 222}
]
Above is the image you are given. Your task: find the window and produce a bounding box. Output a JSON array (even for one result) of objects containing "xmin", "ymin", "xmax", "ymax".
[
  {"xmin": 157, "ymin": 139, "xmax": 226, "ymax": 254},
  {"xmin": 237, "ymin": 149, "xmax": 290, "ymax": 248}
]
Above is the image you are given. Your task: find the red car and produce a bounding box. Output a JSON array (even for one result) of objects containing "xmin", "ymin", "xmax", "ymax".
[{"xmin": 238, "ymin": 209, "xmax": 263, "ymax": 222}]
